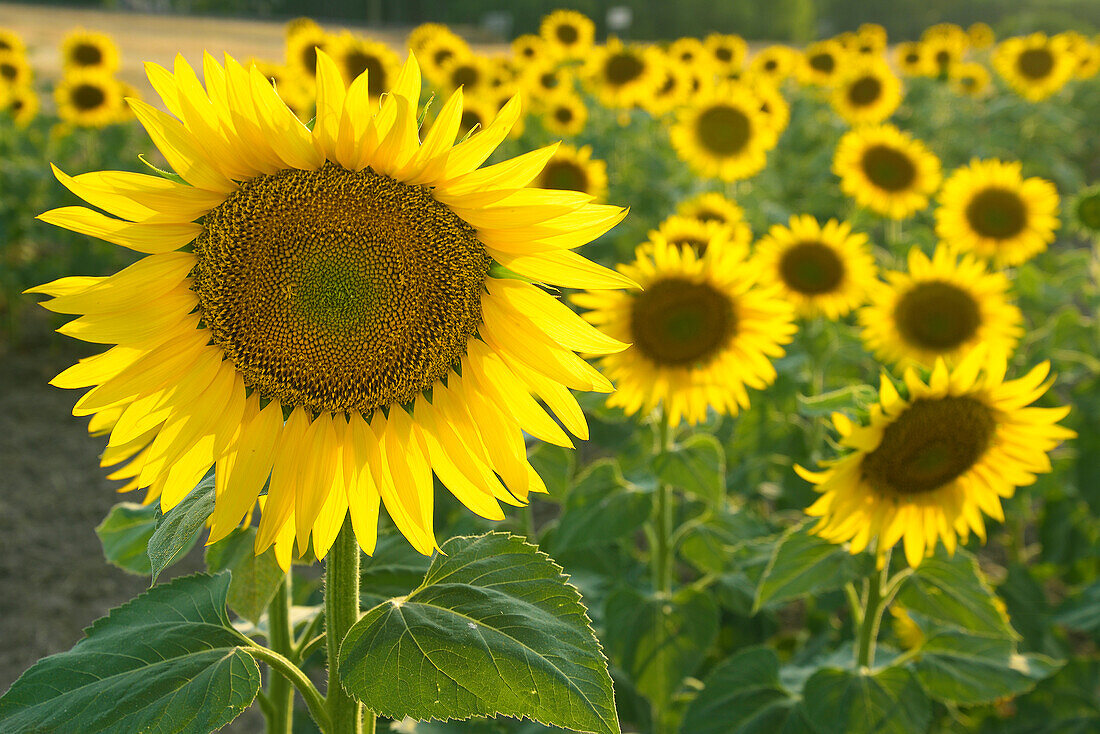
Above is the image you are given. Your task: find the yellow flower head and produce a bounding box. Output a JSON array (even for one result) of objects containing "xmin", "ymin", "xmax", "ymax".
[
  {"xmin": 332, "ymin": 34, "xmax": 401, "ymax": 102},
  {"xmin": 798, "ymin": 348, "xmax": 1075, "ymax": 567},
  {"xmin": 834, "ymin": 123, "xmax": 942, "ymax": 220},
  {"xmin": 677, "ymin": 191, "xmax": 747, "ymax": 231},
  {"xmin": 584, "ymin": 38, "xmax": 664, "ymax": 109},
  {"xmin": 859, "ymin": 245, "xmax": 1024, "ymax": 370},
  {"xmin": 753, "ymin": 214, "xmax": 877, "ymax": 320},
  {"xmin": 949, "ymin": 61, "xmax": 992, "ymax": 97},
  {"xmin": 797, "ymin": 40, "xmax": 849, "ymax": 86},
  {"xmin": 0, "ymin": 28, "xmax": 26, "ymax": 56},
  {"xmin": 895, "ymin": 42, "xmax": 926, "ymax": 77},
  {"xmin": 830, "ymin": 59, "xmax": 903, "ymax": 126},
  {"xmin": 32, "ymin": 51, "xmax": 632, "ymax": 566},
  {"xmin": 540, "ymin": 9, "xmax": 596, "ymax": 60},
  {"xmin": 749, "ymin": 45, "xmax": 798, "ymax": 82},
  {"xmin": 647, "ymin": 213, "xmax": 751, "ymax": 261},
  {"xmin": 5, "ymin": 84, "xmax": 38, "ymax": 126},
  {"xmin": 935, "ymin": 159, "xmax": 1060, "ymax": 267},
  {"xmin": 0, "ymin": 49, "xmax": 32, "ymax": 88},
  {"xmin": 541, "ymin": 92, "xmax": 587, "ymax": 136},
  {"xmin": 61, "ymin": 29, "xmax": 120, "ymax": 74},
  {"xmin": 531, "ymin": 143, "xmax": 608, "ymax": 202},
  {"xmin": 670, "ymin": 82, "xmax": 778, "ymax": 182},
  {"xmin": 704, "ymin": 33, "xmax": 748, "ymax": 72},
  {"xmin": 512, "ymin": 34, "xmax": 549, "ymax": 65},
  {"xmin": 967, "ymin": 22, "xmax": 996, "ymax": 50},
  {"xmin": 54, "ymin": 70, "xmax": 126, "ymax": 128},
  {"xmin": 574, "ymin": 241, "xmax": 796, "ymax": 427},
  {"xmin": 992, "ymin": 33, "xmax": 1076, "ymax": 101}
]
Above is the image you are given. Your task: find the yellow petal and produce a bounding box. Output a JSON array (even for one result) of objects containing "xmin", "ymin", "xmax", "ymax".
[{"xmin": 38, "ymin": 207, "xmax": 203, "ymax": 254}]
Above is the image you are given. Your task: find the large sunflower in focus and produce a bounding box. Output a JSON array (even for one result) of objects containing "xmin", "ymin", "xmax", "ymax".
[
  {"xmin": 540, "ymin": 9, "xmax": 595, "ymax": 60},
  {"xmin": 61, "ymin": 29, "xmax": 120, "ymax": 74},
  {"xmin": 670, "ymin": 83, "xmax": 777, "ymax": 182},
  {"xmin": 859, "ymin": 246, "xmax": 1023, "ymax": 370},
  {"xmin": 753, "ymin": 215, "xmax": 877, "ymax": 320},
  {"xmin": 798, "ymin": 348, "xmax": 1075, "ymax": 567},
  {"xmin": 33, "ymin": 51, "xmax": 632, "ymax": 562},
  {"xmin": 935, "ymin": 159, "xmax": 1060, "ymax": 267},
  {"xmin": 830, "ymin": 60, "xmax": 903, "ymax": 125},
  {"xmin": 573, "ymin": 242, "xmax": 795, "ymax": 426},
  {"xmin": 993, "ymin": 33, "xmax": 1076, "ymax": 101},
  {"xmin": 834, "ymin": 124, "xmax": 941, "ymax": 220}
]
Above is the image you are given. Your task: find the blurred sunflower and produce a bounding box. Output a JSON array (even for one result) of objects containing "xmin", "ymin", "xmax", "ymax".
[
  {"xmin": 531, "ymin": 144, "xmax": 607, "ymax": 202},
  {"xmin": 541, "ymin": 93, "xmax": 587, "ymax": 136},
  {"xmin": 540, "ymin": 9, "xmax": 595, "ymax": 60},
  {"xmin": 1069, "ymin": 184, "xmax": 1100, "ymax": 241},
  {"xmin": 521, "ymin": 58, "xmax": 574, "ymax": 100},
  {"xmin": 752, "ymin": 79, "xmax": 791, "ymax": 137},
  {"xmin": 417, "ymin": 30, "xmax": 470, "ymax": 84},
  {"xmin": 644, "ymin": 60, "xmax": 691, "ymax": 116},
  {"xmin": 895, "ymin": 42, "xmax": 926, "ymax": 76},
  {"xmin": 798, "ymin": 40, "xmax": 847, "ymax": 86},
  {"xmin": 584, "ymin": 38, "xmax": 662, "ymax": 109},
  {"xmin": 441, "ymin": 52, "xmax": 491, "ymax": 96},
  {"xmin": 834, "ymin": 123, "xmax": 941, "ymax": 220},
  {"xmin": 33, "ymin": 51, "xmax": 632, "ymax": 562},
  {"xmin": 830, "ymin": 59, "xmax": 903, "ymax": 125},
  {"xmin": 285, "ymin": 25, "xmax": 332, "ymax": 80},
  {"xmin": 949, "ymin": 61, "xmax": 992, "ymax": 96},
  {"xmin": 648, "ymin": 214, "xmax": 751, "ymax": 259},
  {"xmin": 285, "ymin": 17, "xmax": 322, "ymax": 41},
  {"xmin": 55, "ymin": 70, "xmax": 125, "ymax": 127},
  {"xmin": 704, "ymin": 33, "xmax": 748, "ymax": 72},
  {"xmin": 251, "ymin": 60, "xmax": 312, "ymax": 120},
  {"xmin": 61, "ymin": 29, "xmax": 119, "ymax": 74},
  {"xmin": 406, "ymin": 22, "xmax": 453, "ymax": 56},
  {"xmin": 753, "ymin": 214, "xmax": 877, "ymax": 320},
  {"xmin": 1068, "ymin": 35, "xmax": 1100, "ymax": 79},
  {"xmin": 750, "ymin": 45, "xmax": 797, "ymax": 82},
  {"xmin": 670, "ymin": 84, "xmax": 777, "ymax": 182},
  {"xmin": 921, "ymin": 35, "xmax": 966, "ymax": 77},
  {"xmin": 0, "ymin": 50, "xmax": 32, "ymax": 88},
  {"xmin": 798, "ymin": 348, "xmax": 1075, "ymax": 567},
  {"xmin": 677, "ymin": 191, "xmax": 745, "ymax": 230},
  {"xmin": 857, "ymin": 23, "xmax": 888, "ymax": 55},
  {"xmin": 0, "ymin": 28, "xmax": 25, "ymax": 55},
  {"xmin": 512, "ymin": 34, "xmax": 548, "ymax": 64},
  {"xmin": 334, "ymin": 35, "xmax": 400, "ymax": 100},
  {"xmin": 5, "ymin": 84, "xmax": 38, "ymax": 126},
  {"xmin": 456, "ymin": 94, "xmax": 496, "ymax": 138},
  {"xmin": 669, "ymin": 37, "xmax": 707, "ymax": 67},
  {"xmin": 573, "ymin": 241, "xmax": 795, "ymax": 426},
  {"xmin": 968, "ymin": 22, "xmax": 996, "ymax": 50},
  {"xmin": 935, "ymin": 159, "xmax": 1060, "ymax": 267},
  {"xmin": 993, "ymin": 33, "xmax": 1076, "ymax": 101},
  {"xmin": 859, "ymin": 246, "xmax": 1023, "ymax": 370}
]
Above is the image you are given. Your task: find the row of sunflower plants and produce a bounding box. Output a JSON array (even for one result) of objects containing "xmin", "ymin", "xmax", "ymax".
[{"xmin": 1, "ymin": 10, "xmax": 1100, "ymax": 734}]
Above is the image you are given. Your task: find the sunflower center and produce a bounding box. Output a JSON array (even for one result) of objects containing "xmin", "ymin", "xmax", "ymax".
[
  {"xmin": 451, "ymin": 63, "xmax": 480, "ymax": 89},
  {"xmin": 556, "ymin": 24, "xmax": 579, "ymax": 45},
  {"xmin": 934, "ymin": 50, "xmax": 951, "ymax": 68},
  {"xmin": 763, "ymin": 58, "xmax": 778, "ymax": 71},
  {"xmin": 904, "ymin": 52, "xmax": 920, "ymax": 64},
  {"xmin": 695, "ymin": 105, "xmax": 751, "ymax": 156},
  {"xmin": 1076, "ymin": 192, "xmax": 1100, "ymax": 230},
  {"xmin": 345, "ymin": 52, "xmax": 387, "ymax": 97},
  {"xmin": 809, "ymin": 52, "xmax": 835, "ymax": 73},
  {"xmin": 300, "ymin": 45, "xmax": 319, "ymax": 73},
  {"xmin": 72, "ymin": 84, "xmax": 107, "ymax": 111},
  {"xmin": 716, "ymin": 47, "xmax": 734, "ymax": 62},
  {"xmin": 694, "ymin": 209, "xmax": 725, "ymax": 224},
  {"xmin": 72, "ymin": 42, "xmax": 103, "ymax": 66},
  {"xmin": 0, "ymin": 62, "xmax": 15, "ymax": 81},
  {"xmin": 779, "ymin": 242, "xmax": 845, "ymax": 295},
  {"xmin": 861, "ymin": 144, "xmax": 917, "ymax": 192},
  {"xmin": 553, "ymin": 105, "xmax": 574, "ymax": 123},
  {"xmin": 847, "ymin": 75, "xmax": 883, "ymax": 107},
  {"xmin": 894, "ymin": 281, "xmax": 981, "ymax": 351},
  {"xmin": 862, "ymin": 397, "xmax": 995, "ymax": 496},
  {"xmin": 630, "ymin": 278, "xmax": 735, "ymax": 367},
  {"xmin": 540, "ymin": 160, "xmax": 588, "ymax": 193},
  {"xmin": 965, "ymin": 187, "xmax": 1027, "ymax": 240},
  {"xmin": 433, "ymin": 48, "xmax": 454, "ymax": 66},
  {"xmin": 192, "ymin": 163, "xmax": 489, "ymax": 414},
  {"xmin": 1017, "ymin": 48, "xmax": 1054, "ymax": 79},
  {"xmin": 605, "ymin": 53, "xmax": 644, "ymax": 85},
  {"xmin": 540, "ymin": 71, "xmax": 559, "ymax": 90},
  {"xmin": 668, "ymin": 237, "xmax": 709, "ymax": 255}
]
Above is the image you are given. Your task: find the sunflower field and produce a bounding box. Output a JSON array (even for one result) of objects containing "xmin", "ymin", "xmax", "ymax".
[{"xmin": 2, "ymin": 6, "xmax": 1100, "ymax": 734}]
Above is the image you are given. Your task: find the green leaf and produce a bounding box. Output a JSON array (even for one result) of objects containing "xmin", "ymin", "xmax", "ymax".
[
  {"xmin": 797, "ymin": 384, "xmax": 878, "ymax": 417},
  {"xmin": 1054, "ymin": 579, "xmax": 1100, "ymax": 635},
  {"xmin": 604, "ymin": 586, "xmax": 719, "ymax": 709},
  {"xmin": 528, "ymin": 443, "xmax": 575, "ymax": 499},
  {"xmin": 0, "ymin": 573, "xmax": 259, "ymax": 734},
  {"xmin": 338, "ymin": 532, "xmax": 620, "ymax": 734},
  {"xmin": 95, "ymin": 501, "xmax": 157, "ymax": 575},
  {"xmin": 910, "ymin": 630, "xmax": 1061, "ymax": 705},
  {"xmin": 148, "ymin": 473, "xmax": 215, "ymax": 583},
  {"xmin": 752, "ymin": 523, "xmax": 857, "ymax": 612},
  {"xmin": 359, "ymin": 532, "xmax": 432, "ymax": 608},
  {"xmin": 550, "ymin": 459, "xmax": 654, "ymax": 553},
  {"xmin": 801, "ymin": 666, "xmax": 931, "ymax": 734},
  {"xmin": 678, "ymin": 508, "xmax": 772, "ymax": 576},
  {"xmin": 205, "ymin": 527, "xmax": 285, "ymax": 625},
  {"xmin": 679, "ymin": 647, "xmax": 799, "ymax": 734},
  {"xmin": 654, "ymin": 434, "xmax": 725, "ymax": 506},
  {"xmin": 895, "ymin": 550, "xmax": 1015, "ymax": 639}
]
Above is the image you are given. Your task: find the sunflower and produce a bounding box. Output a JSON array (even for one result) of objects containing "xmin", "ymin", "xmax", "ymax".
[
  {"xmin": 54, "ymin": 70, "xmax": 126, "ymax": 127},
  {"xmin": 949, "ymin": 61, "xmax": 992, "ymax": 96},
  {"xmin": 834, "ymin": 124, "xmax": 941, "ymax": 220},
  {"xmin": 968, "ymin": 22, "xmax": 996, "ymax": 50},
  {"xmin": 251, "ymin": 60, "xmax": 313, "ymax": 121},
  {"xmin": 416, "ymin": 29, "xmax": 470, "ymax": 84},
  {"xmin": 440, "ymin": 52, "xmax": 491, "ymax": 96},
  {"xmin": 670, "ymin": 83, "xmax": 777, "ymax": 182},
  {"xmin": 512, "ymin": 34, "xmax": 548, "ymax": 65},
  {"xmin": 922, "ymin": 23, "xmax": 969, "ymax": 47},
  {"xmin": 455, "ymin": 94, "xmax": 497, "ymax": 138},
  {"xmin": 798, "ymin": 40, "xmax": 848, "ymax": 86},
  {"xmin": 573, "ymin": 241, "xmax": 796, "ymax": 426},
  {"xmin": 1067, "ymin": 35, "xmax": 1100, "ymax": 79},
  {"xmin": 935, "ymin": 159, "xmax": 1060, "ymax": 267},
  {"xmin": 798, "ymin": 348, "xmax": 1075, "ymax": 567},
  {"xmin": 540, "ymin": 9, "xmax": 595, "ymax": 60},
  {"xmin": 0, "ymin": 28, "xmax": 25, "ymax": 55},
  {"xmin": 61, "ymin": 29, "xmax": 120, "ymax": 74},
  {"xmin": 5, "ymin": 84, "xmax": 38, "ymax": 127},
  {"xmin": 647, "ymin": 214, "xmax": 751, "ymax": 261},
  {"xmin": 857, "ymin": 23, "xmax": 888, "ymax": 55},
  {"xmin": 677, "ymin": 191, "xmax": 746, "ymax": 230},
  {"xmin": 752, "ymin": 79, "xmax": 791, "ymax": 136},
  {"xmin": 859, "ymin": 246, "xmax": 1023, "ymax": 370},
  {"xmin": 993, "ymin": 33, "xmax": 1076, "ymax": 101},
  {"xmin": 642, "ymin": 58, "xmax": 690, "ymax": 116},
  {"xmin": 1069, "ymin": 184, "xmax": 1100, "ymax": 242},
  {"xmin": 0, "ymin": 49, "xmax": 31, "ymax": 88},
  {"xmin": 531, "ymin": 144, "xmax": 607, "ymax": 202},
  {"xmin": 333, "ymin": 34, "xmax": 400, "ymax": 101},
  {"xmin": 704, "ymin": 33, "xmax": 748, "ymax": 72},
  {"xmin": 830, "ymin": 59, "xmax": 903, "ymax": 125},
  {"xmin": 753, "ymin": 215, "xmax": 877, "ymax": 320},
  {"xmin": 749, "ymin": 45, "xmax": 798, "ymax": 82},
  {"xmin": 286, "ymin": 25, "xmax": 333, "ymax": 81},
  {"xmin": 406, "ymin": 22, "xmax": 452, "ymax": 55},
  {"xmin": 541, "ymin": 92, "xmax": 587, "ymax": 136},
  {"xmin": 668, "ymin": 37, "xmax": 705, "ymax": 67},
  {"xmin": 32, "ymin": 51, "xmax": 632, "ymax": 562},
  {"xmin": 895, "ymin": 42, "xmax": 926, "ymax": 76},
  {"xmin": 584, "ymin": 38, "xmax": 663, "ymax": 109},
  {"xmin": 521, "ymin": 58, "xmax": 574, "ymax": 100},
  {"xmin": 921, "ymin": 36, "xmax": 966, "ymax": 77}
]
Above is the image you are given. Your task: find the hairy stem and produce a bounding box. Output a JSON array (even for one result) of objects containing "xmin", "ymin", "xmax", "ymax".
[
  {"xmin": 266, "ymin": 576, "xmax": 295, "ymax": 734},
  {"xmin": 326, "ymin": 515, "xmax": 367, "ymax": 734}
]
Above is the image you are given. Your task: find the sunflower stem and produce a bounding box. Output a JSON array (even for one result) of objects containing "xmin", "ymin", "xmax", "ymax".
[
  {"xmin": 266, "ymin": 575, "xmax": 295, "ymax": 734},
  {"xmin": 326, "ymin": 515, "xmax": 366, "ymax": 734},
  {"xmin": 856, "ymin": 549, "xmax": 892, "ymax": 669}
]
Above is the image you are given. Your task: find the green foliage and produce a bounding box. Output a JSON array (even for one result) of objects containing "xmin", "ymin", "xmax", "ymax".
[
  {"xmin": 549, "ymin": 458, "xmax": 654, "ymax": 553},
  {"xmin": 147, "ymin": 474, "xmax": 215, "ymax": 582},
  {"xmin": 0, "ymin": 573, "xmax": 258, "ymax": 733},
  {"xmin": 679, "ymin": 647, "xmax": 801, "ymax": 734},
  {"xmin": 910, "ymin": 631, "xmax": 1060, "ymax": 705},
  {"xmin": 338, "ymin": 533, "xmax": 620, "ymax": 734},
  {"xmin": 801, "ymin": 666, "xmax": 932, "ymax": 734},
  {"xmin": 654, "ymin": 434, "xmax": 726, "ymax": 508},
  {"xmin": 896, "ymin": 551, "xmax": 1016, "ymax": 639},
  {"xmin": 205, "ymin": 527, "xmax": 285, "ymax": 625},
  {"xmin": 752, "ymin": 524, "xmax": 859, "ymax": 612},
  {"xmin": 95, "ymin": 501, "xmax": 158, "ymax": 575}
]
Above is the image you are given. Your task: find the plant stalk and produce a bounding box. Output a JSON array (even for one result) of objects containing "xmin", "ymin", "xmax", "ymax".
[
  {"xmin": 325, "ymin": 515, "xmax": 368, "ymax": 734},
  {"xmin": 856, "ymin": 550, "xmax": 892, "ymax": 668},
  {"xmin": 266, "ymin": 576, "xmax": 295, "ymax": 734}
]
